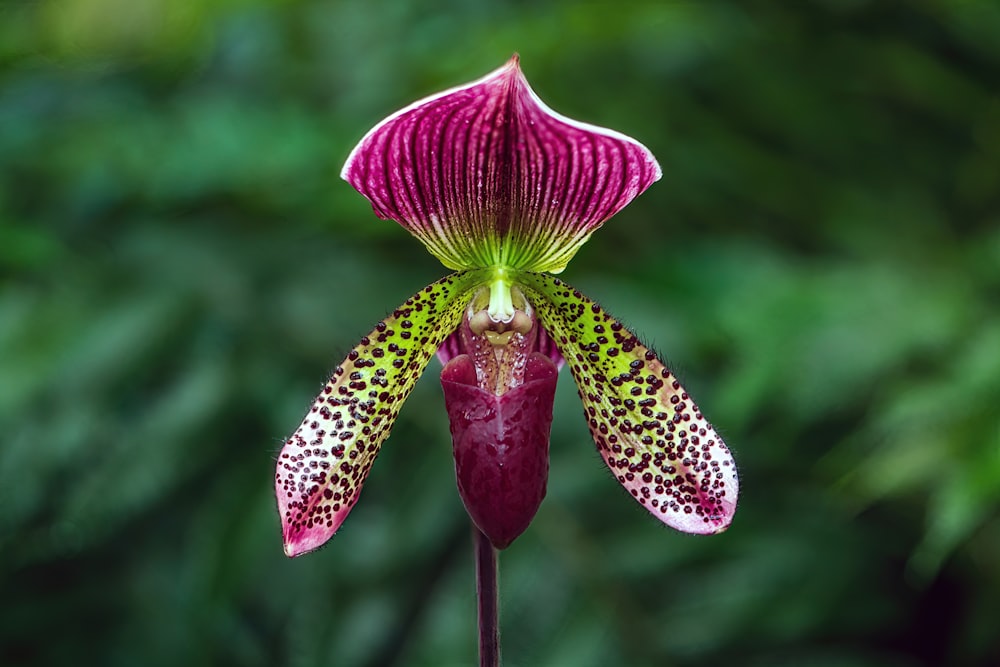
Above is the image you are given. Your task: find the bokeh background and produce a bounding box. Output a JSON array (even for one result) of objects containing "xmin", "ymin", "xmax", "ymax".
[{"xmin": 2, "ymin": 1, "xmax": 999, "ymax": 665}]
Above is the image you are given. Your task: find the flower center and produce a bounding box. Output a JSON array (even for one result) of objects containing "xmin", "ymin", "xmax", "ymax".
[
  {"xmin": 471, "ymin": 279, "xmax": 532, "ymax": 338},
  {"xmin": 462, "ymin": 282, "xmax": 538, "ymax": 394},
  {"xmin": 485, "ymin": 267, "xmax": 522, "ymax": 324}
]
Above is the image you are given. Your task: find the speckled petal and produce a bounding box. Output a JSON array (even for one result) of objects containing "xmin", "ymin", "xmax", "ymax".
[
  {"xmin": 517, "ymin": 272, "xmax": 738, "ymax": 534},
  {"xmin": 341, "ymin": 55, "xmax": 661, "ymax": 273},
  {"xmin": 275, "ymin": 270, "xmax": 485, "ymax": 557}
]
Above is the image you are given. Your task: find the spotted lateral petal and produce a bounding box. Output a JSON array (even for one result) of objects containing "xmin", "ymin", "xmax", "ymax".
[
  {"xmin": 342, "ymin": 55, "xmax": 661, "ymax": 274},
  {"xmin": 517, "ymin": 272, "xmax": 738, "ymax": 534},
  {"xmin": 275, "ymin": 271, "xmax": 484, "ymax": 557}
]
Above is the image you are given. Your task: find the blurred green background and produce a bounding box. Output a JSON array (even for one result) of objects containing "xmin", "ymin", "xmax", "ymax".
[{"xmin": 2, "ymin": 0, "xmax": 999, "ymax": 665}]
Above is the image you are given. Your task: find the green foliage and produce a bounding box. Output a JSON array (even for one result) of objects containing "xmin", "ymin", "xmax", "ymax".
[{"xmin": 2, "ymin": 1, "xmax": 999, "ymax": 665}]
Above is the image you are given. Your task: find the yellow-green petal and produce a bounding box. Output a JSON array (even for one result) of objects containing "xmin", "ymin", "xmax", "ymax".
[
  {"xmin": 275, "ymin": 270, "xmax": 486, "ymax": 557},
  {"xmin": 517, "ymin": 271, "xmax": 738, "ymax": 534}
]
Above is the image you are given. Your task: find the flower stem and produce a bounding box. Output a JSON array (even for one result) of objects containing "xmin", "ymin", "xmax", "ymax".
[{"xmin": 474, "ymin": 525, "xmax": 499, "ymax": 667}]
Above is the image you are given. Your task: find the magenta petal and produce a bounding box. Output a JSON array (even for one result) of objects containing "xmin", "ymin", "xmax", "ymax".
[
  {"xmin": 434, "ymin": 328, "xmax": 465, "ymax": 367},
  {"xmin": 535, "ymin": 322, "xmax": 566, "ymax": 370},
  {"xmin": 441, "ymin": 352, "xmax": 558, "ymax": 549},
  {"xmin": 342, "ymin": 55, "xmax": 662, "ymax": 273}
]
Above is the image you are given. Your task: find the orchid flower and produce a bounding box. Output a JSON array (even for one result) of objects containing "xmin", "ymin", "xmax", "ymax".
[{"xmin": 276, "ymin": 56, "xmax": 738, "ymax": 557}]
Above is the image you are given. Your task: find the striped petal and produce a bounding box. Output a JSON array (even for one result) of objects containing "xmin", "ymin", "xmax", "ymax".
[
  {"xmin": 342, "ymin": 55, "xmax": 661, "ymax": 274},
  {"xmin": 275, "ymin": 270, "xmax": 484, "ymax": 557},
  {"xmin": 517, "ymin": 272, "xmax": 738, "ymax": 534}
]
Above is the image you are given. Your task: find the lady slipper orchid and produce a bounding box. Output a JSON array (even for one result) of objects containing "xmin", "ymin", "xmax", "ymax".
[{"xmin": 276, "ymin": 55, "xmax": 738, "ymax": 557}]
